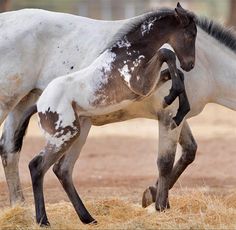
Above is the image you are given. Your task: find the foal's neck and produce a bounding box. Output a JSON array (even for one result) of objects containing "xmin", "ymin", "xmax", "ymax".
[{"xmin": 111, "ymin": 15, "xmax": 177, "ymax": 60}]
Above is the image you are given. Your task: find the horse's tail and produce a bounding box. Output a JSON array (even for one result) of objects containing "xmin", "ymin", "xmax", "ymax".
[{"xmin": 12, "ymin": 104, "xmax": 37, "ymax": 153}]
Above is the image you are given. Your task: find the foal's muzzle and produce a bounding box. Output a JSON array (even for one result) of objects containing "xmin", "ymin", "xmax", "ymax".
[{"xmin": 181, "ymin": 61, "xmax": 195, "ymax": 72}]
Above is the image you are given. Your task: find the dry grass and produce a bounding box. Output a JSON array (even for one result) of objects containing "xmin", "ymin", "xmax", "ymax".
[{"xmin": 0, "ymin": 190, "xmax": 236, "ymax": 229}]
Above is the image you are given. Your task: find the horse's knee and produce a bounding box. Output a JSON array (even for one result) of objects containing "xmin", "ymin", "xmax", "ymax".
[
  {"xmin": 157, "ymin": 153, "xmax": 175, "ymax": 177},
  {"xmin": 182, "ymin": 141, "xmax": 197, "ymax": 165}
]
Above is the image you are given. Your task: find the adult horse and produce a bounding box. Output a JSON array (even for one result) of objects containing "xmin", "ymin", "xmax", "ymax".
[
  {"xmin": 1, "ymin": 4, "xmax": 236, "ymax": 214},
  {"xmin": 0, "ymin": 4, "xmax": 194, "ymax": 205}
]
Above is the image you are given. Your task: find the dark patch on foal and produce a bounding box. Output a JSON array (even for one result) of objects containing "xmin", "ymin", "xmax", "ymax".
[{"xmin": 38, "ymin": 108, "xmax": 79, "ymax": 139}]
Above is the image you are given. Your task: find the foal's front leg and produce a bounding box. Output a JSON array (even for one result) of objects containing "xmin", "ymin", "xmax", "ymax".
[
  {"xmin": 157, "ymin": 49, "xmax": 185, "ymax": 109},
  {"xmin": 158, "ymin": 69, "xmax": 190, "ymax": 128}
]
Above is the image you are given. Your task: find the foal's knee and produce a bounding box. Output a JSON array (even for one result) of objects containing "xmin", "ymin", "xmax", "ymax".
[{"xmin": 157, "ymin": 153, "xmax": 175, "ymax": 177}]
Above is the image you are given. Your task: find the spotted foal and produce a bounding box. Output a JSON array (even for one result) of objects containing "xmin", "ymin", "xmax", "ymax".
[{"xmin": 14, "ymin": 4, "xmax": 196, "ymax": 225}]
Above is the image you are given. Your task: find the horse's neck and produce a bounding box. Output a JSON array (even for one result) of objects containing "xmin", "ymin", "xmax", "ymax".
[{"xmin": 195, "ymin": 28, "xmax": 236, "ymax": 111}]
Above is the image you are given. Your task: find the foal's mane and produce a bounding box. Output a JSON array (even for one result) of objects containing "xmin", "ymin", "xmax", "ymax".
[
  {"xmin": 196, "ymin": 17, "xmax": 236, "ymax": 53},
  {"xmin": 106, "ymin": 8, "xmax": 175, "ymax": 49}
]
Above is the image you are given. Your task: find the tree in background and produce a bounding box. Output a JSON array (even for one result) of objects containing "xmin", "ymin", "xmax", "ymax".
[
  {"xmin": 228, "ymin": 0, "xmax": 236, "ymax": 27},
  {"xmin": 0, "ymin": 0, "xmax": 10, "ymax": 12}
]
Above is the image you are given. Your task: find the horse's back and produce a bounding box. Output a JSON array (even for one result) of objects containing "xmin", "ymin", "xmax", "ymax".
[{"xmin": 0, "ymin": 9, "xmax": 124, "ymax": 92}]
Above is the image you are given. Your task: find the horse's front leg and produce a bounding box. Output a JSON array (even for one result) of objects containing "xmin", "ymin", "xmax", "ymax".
[
  {"xmin": 142, "ymin": 121, "xmax": 197, "ymax": 208},
  {"xmin": 154, "ymin": 111, "xmax": 182, "ymax": 211}
]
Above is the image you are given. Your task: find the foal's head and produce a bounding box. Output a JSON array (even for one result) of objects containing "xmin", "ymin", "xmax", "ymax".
[{"xmin": 167, "ymin": 3, "xmax": 197, "ymax": 72}]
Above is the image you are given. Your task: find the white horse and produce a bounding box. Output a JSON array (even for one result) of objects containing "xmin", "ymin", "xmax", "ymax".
[{"xmin": 1, "ymin": 6, "xmax": 236, "ymax": 213}]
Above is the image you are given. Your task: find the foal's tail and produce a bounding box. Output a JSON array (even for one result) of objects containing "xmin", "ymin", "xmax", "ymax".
[{"xmin": 12, "ymin": 105, "xmax": 37, "ymax": 153}]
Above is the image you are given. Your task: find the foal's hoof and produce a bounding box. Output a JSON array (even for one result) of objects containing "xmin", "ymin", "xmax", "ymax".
[
  {"xmin": 81, "ymin": 216, "xmax": 97, "ymax": 225},
  {"xmin": 142, "ymin": 186, "xmax": 157, "ymax": 208},
  {"xmin": 162, "ymin": 100, "xmax": 169, "ymax": 109},
  {"xmin": 89, "ymin": 219, "xmax": 98, "ymax": 225},
  {"xmin": 170, "ymin": 120, "xmax": 177, "ymax": 130},
  {"xmin": 39, "ymin": 220, "xmax": 50, "ymax": 228}
]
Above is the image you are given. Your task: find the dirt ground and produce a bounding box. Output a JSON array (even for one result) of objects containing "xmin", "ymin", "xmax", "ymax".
[{"xmin": 0, "ymin": 103, "xmax": 236, "ymax": 229}]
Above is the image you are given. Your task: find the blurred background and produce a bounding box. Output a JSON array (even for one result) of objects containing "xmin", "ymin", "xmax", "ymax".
[
  {"xmin": 0, "ymin": 0, "xmax": 236, "ymax": 27},
  {"xmin": 0, "ymin": 0, "xmax": 236, "ymax": 218}
]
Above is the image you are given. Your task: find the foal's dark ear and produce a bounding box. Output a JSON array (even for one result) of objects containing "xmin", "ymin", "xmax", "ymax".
[{"xmin": 175, "ymin": 2, "xmax": 189, "ymax": 27}]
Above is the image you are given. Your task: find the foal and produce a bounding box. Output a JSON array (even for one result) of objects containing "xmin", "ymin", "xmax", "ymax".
[{"xmin": 15, "ymin": 4, "xmax": 196, "ymax": 226}]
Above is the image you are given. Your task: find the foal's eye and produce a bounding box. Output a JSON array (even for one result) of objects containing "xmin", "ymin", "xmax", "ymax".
[{"xmin": 185, "ymin": 32, "xmax": 194, "ymax": 40}]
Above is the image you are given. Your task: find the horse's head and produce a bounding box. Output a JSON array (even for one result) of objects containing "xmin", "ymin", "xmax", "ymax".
[{"xmin": 168, "ymin": 3, "xmax": 197, "ymax": 72}]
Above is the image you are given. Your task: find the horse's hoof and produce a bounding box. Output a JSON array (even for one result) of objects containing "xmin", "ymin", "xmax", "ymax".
[
  {"xmin": 142, "ymin": 186, "xmax": 157, "ymax": 208},
  {"xmin": 142, "ymin": 188, "xmax": 153, "ymax": 208},
  {"xmin": 155, "ymin": 200, "xmax": 170, "ymax": 212}
]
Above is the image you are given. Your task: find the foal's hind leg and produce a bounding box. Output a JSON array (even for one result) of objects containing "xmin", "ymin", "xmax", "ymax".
[
  {"xmin": 53, "ymin": 117, "xmax": 96, "ymax": 224},
  {"xmin": 142, "ymin": 121, "xmax": 197, "ymax": 208},
  {"xmin": 29, "ymin": 114, "xmax": 95, "ymax": 226}
]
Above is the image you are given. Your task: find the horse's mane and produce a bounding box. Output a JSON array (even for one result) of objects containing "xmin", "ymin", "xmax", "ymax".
[{"xmin": 196, "ymin": 16, "xmax": 236, "ymax": 53}]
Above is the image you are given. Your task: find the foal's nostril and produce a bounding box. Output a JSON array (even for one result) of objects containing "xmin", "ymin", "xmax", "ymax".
[{"xmin": 189, "ymin": 62, "xmax": 194, "ymax": 70}]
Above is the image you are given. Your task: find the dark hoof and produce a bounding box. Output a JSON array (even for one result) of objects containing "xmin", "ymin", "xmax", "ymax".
[
  {"xmin": 155, "ymin": 200, "xmax": 170, "ymax": 212},
  {"xmin": 162, "ymin": 100, "xmax": 169, "ymax": 109},
  {"xmin": 39, "ymin": 220, "xmax": 50, "ymax": 227},
  {"xmin": 142, "ymin": 186, "xmax": 157, "ymax": 208},
  {"xmin": 170, "ymin": 120, "xmax": 177, "ymax": 130},
  {"xmin": 81, "ymin": 216, "xmax": 97, "ymax": 225},
  {"xmin": 89, "ymin": 219, "xmax": 98, "ymax": 225}
]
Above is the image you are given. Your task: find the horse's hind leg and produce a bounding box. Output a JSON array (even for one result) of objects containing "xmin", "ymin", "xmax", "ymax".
[
  {"xmin": 53, "ymin": 117, "xmax": 96, "ymax": 224},
  {"xmin": 142, "ymin": 121, "xmax": 197, "ymax": 208},
  {"xmin": 0, "ymin": 91, "xmax": 39, "ymax": 205}
]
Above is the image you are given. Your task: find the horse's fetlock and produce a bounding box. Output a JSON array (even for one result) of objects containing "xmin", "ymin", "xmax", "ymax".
[{"xmin": 157, "ymin": 154, "xmax": 175, "ymax": 176}]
